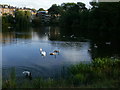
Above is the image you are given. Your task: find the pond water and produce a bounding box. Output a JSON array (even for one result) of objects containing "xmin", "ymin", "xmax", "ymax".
[{"xmin": 1, "ymin": 26, "xmax": 120, "ymax": 79}]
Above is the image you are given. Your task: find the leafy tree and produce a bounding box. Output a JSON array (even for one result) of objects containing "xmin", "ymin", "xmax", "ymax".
[
  {"xmin": 48, "ymin": 4, "xmax": 63, "ymax": 15},
  {"xmin": 38, "ymin": 8, "xmax": 45, "ymax": 11},
  {"xmin": 61, "ymin": 3, "xmax": 76, "ymax": 11},
  {"xmin": 2, "ymin": 14, "xmax": 14, "ymax": 30},
  {"xmin": 14, "ymin": 10, "xmax": 31, "ymax": 28},
  {"xmin": 48, "ymin": 4, "xmax": 63, "ymax": 25}
]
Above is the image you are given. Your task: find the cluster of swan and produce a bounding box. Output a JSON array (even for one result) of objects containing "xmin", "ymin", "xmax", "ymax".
[{"xmin": 40, "ymin": 48, "xmax": 60, "ymax": 56}]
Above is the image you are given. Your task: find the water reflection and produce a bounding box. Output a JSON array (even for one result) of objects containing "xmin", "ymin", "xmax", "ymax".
[{"xmin": 48, "ymin": 27, "xmax": 60, "ymax": 41}]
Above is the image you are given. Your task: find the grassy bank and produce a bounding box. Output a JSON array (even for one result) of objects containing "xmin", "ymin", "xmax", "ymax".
[{"xmin": 2, "ymin": 58, "xmax": 120, "ymax": 88}]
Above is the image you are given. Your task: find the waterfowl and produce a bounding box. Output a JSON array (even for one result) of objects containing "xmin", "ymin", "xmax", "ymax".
[
  {"xmin": 40, "ymin": 48, "xmax": 46, "ymax": 56},
  {"xmin": 50, "ymin": 53, "xmax": 56, "ymax": 55},
  {"xmin": 54, "ymin": 50, "xmax": 60, "ymax": 53},
  {"xmin": 23, "ymin": 71, "xmax": 32, "ymax": 80},
  {"xmin": 110, "ymin": 56, "xmax": 114, "ymax": 59},
  {"xmin": 8, "ymin": 26, "xmax": 12, "ymax": 29},
  {"xmin": 74, "ymin": 37, "xmax": 77, "ymax": 39},
  {"xmin": 94, "ymin": 44, "xmax": 98, "ymax": 48},
  {"xmin": 88, "ymin": 49, "xmax": 92, "ymax": 52},
  {"xmin": 70, "ymin": 34, "xmax": 74, "ymax": 38},
  {"xmin": 105, "ymin": 42, "xmax": 111, "ymax": 45}
]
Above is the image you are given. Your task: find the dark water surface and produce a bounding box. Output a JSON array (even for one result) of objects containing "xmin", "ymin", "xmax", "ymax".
[{"xmin": 1, "ymin": 26, "xmax": 120, "ymax": 79}]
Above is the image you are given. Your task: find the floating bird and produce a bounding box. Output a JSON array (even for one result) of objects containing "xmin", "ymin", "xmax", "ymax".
[
  {"xmin": 50, "ymin": 53, "xmax": 56, "ymax": 55},
  {"xmin": 110, "ymin": 56, "xmax": 114, "ymax": 59},
  {"xmin": 23, "ymin": 71, "xmax": 32, "ymax": 80},
  {"xmin": 94, "ymin": 44, "xmax": 98, "ymax": 48},
  {"xmin": 40, "ymin": 48, "xmax": 46, "ymax": 56},
  {"xmin": 105, "ymin": 42, "xmax": 111, "ymax": 45},
  {"xmin": 88, "ymin": 49, "xmax": 92, "ymax": 52},
  {"xmin": 70, "ymin": 34, "xmax": 74, "ymax": 38},
  {"xmin": 54, "ymin": 50, "xmax": 60, "ymax": 53},
  {"xmin": 8, "ymin": 26, "xmax": 12, "ymax": 29},
  {"xmin": 50, "ymin": 52, "xmax": 57, "ymax": 58}
]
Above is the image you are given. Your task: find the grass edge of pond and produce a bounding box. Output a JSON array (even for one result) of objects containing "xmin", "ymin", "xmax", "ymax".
[{"xmin": 2, "ymin": 58, "xmax": 120, "ymax": 88}]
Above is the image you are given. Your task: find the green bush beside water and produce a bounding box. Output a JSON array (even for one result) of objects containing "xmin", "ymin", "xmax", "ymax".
[{"xmin": 2, "ymin": 58, "xmax": 120, "ymax": 88}]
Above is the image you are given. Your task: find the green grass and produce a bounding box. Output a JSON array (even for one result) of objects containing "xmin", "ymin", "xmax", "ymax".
[
  {"xmin": 2, "ymin": 58, "xmax": 120, "ymax": 88},
  {"xmin": 68, "ymin": 58, "xmax": 120, "ymax": 87}
]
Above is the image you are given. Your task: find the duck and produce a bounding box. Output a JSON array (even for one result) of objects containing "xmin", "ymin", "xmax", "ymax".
[
  {"xmin": 50, "ymin": 52, "xmax": 56, "ymax": 55},
  {"xmin": 54, "ymin": 50, "xmax": 60, "ymax": 53},
  {"xmin": 23, "ymin": 71, "xmax": 32, "ymax": 80},
  {"xmin": 40, "ymin": 48, "xmax": 46, "ymax": 56}
]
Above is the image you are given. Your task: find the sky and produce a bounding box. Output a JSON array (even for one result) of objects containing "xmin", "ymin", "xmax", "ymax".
[{"xmin": 0, "ymin": 0, "xmax": 93, "ymax": 10}]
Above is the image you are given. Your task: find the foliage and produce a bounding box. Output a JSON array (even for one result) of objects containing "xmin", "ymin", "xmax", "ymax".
[
  {"xmin": 2, "ymin": 58, "xmax": 120, "ymax": 88},
  {"xmin": 48, "ymin": 4, "xmax": 63, "ymax": 25},
  {"xmin": 2, "ymin": 14, "xmax": 14, "ymax": 30},
  {"xmin": 2, "ymin": 10, "xmax": 32, "ymax": 31},
  {"xmin": 47, "ymin": 2, "xmax": 120, "ymax": 42},
  {"xmin": 68, "ymin": 58, "xmax": 120, "ymax": 86},
  {"xmin": 48, "ymin": 4, "xmax": 63, "ymax": 15},
  {"xmin": 15, "ymin": 11, "xmax": 31, "ymax": 28},
  {"xmin": 38, "ymin": 8, "xmax": 45, "ymax": 11},
  {"xmin": 3, "ymin": 67, "xmax": 16, "ymax": 88}
]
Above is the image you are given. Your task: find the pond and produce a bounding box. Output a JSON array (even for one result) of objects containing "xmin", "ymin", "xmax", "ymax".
[{"xmin": 1, "ymin": 26, "xmax": 120, "ymax": 79}]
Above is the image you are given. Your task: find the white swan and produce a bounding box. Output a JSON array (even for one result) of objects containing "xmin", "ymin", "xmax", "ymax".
[{"xmin": 40, "ymin": 48, "xmax": 46, "ymax": 56}]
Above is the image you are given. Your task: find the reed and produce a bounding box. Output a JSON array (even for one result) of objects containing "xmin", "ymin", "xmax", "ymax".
[{"xmin": 2, "ymin": 58, "xmax": 120, "ymax": 88}]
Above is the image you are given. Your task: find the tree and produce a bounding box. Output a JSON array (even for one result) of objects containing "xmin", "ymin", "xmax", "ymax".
[
  {"xmin": 38, "ymin": 8, "xmax": 45, "ymax": 11},
  {"xmin": 48, "ymin": 4, "xmax": 63, "ymax": 15},
  {"xmin": 2, "ymin": 14, "xmax": 14, "ymax": 30},
  {"xmin": 15, "ymin": 10, "xmax": 31, "ymax": 28},
  {"xmin": 61, "ymin": 3, "xmax": 76, "ymax": 11}
]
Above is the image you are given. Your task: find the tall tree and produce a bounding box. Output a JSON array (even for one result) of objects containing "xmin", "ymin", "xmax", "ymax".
[{"xmin": 38, "ymin": 8, "xmax": 45, "ymax": 11}]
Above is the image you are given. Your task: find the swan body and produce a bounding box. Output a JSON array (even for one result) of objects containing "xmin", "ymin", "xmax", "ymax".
[
  {"xmin": 41, "ymin": 51, "xmax": 46, "ymax": 56},
  {"xmin": 40, "ymin": 48, "xmax": 46, "ymax": 56}
]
